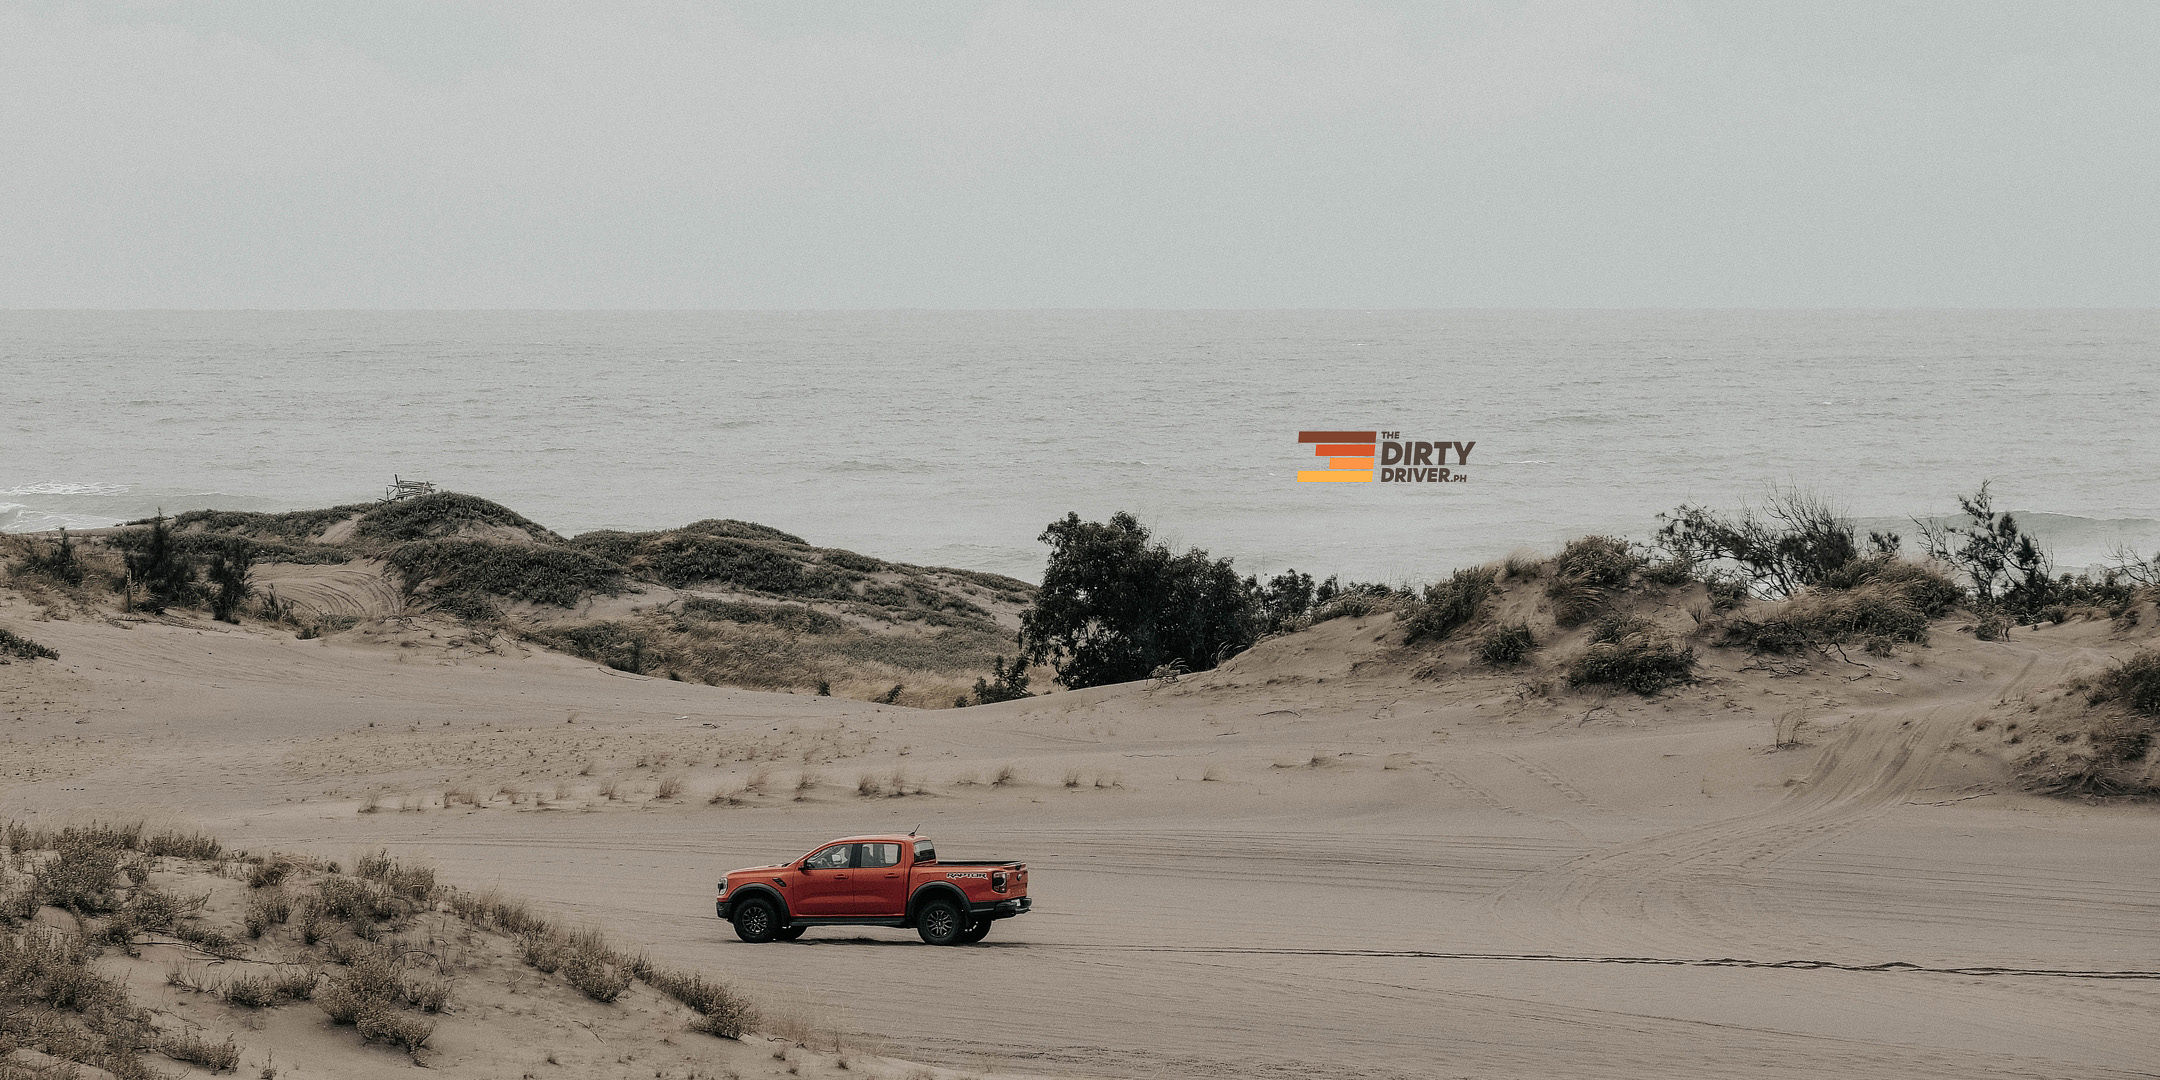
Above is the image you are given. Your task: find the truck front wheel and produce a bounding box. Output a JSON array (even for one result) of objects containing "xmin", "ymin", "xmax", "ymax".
[
  {"xmin": 731, "ymin": 897, "xmax": 780, "ymax": 943},
  {"xmin": 916, "ymin": 898, "xmax": 965, "ymax": 945}
]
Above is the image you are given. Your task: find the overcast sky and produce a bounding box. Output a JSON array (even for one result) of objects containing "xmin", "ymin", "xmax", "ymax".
[{"xmin": 3, "ymin": 1, "xmax": 2156, "ymax": 308}]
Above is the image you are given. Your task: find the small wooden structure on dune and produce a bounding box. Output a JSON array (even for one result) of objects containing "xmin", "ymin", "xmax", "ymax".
[{"xmin": 382, "ymin": 475, "xmax": 437, "ymax": 502}]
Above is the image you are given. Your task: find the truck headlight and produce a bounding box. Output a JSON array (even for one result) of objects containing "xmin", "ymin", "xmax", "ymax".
[{"xmin": 716, "ymin": 881, "xmax": 728, "ymax": 897}]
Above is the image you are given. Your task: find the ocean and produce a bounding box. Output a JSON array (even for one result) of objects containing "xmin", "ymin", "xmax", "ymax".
[{"xmin": 4, "ymin": 309, "xmax": 2156, "ymax": 584}]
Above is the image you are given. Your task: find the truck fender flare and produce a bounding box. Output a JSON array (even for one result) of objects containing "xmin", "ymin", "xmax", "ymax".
[
  {"xmin": 728, "ymin": 884, "xmax": 790, "ymax": 922},
  {"xmin": 906, "ymin": 881, "xmax": 968, "ymax": 923}
]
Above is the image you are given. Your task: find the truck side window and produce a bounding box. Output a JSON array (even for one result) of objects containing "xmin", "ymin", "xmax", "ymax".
[
  {"xmin": 912, "ymin": 839, "xmax": 934, "ymax": 862},
  {"xmin": 805, "ymin": 845, "xmax": 851, "ymax": 870},
  {"xmin": 859, "ymin": 843, "xmax": 901, "ymax": 868}
]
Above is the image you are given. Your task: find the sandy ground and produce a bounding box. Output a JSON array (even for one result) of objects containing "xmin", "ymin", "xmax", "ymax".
[{"xmin": 4, "ymin": 594, "xmax": 2159, "ymax": 1079}]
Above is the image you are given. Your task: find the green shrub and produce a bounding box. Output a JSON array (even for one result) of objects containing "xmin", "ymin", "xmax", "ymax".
[
  {"xmin": 968, "ymin": 655, "xmax": 1032, "ymax": 704},
  {"xmin": 1402, "ymin": 567, "xmax": 1497, "ymax": 645},
  {"xmin": 1020, "ymin": 511, "xmax": 1259, "ymax": 688},
  {"xmin": 1568, "ymin": 632, "xmax": 1696, "ymax": 695},
  {"xmin": 1478, "ymin": 624, "xmax": 1537, "ymax": 666},
  {"xmin": 0, "ymin": 627, "xmax": 58, "ymax": 662}
]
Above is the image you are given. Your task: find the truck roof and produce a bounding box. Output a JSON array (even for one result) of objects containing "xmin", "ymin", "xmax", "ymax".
[{"xmin": 821, "ymin": 834, "xmax": 925, "ymax": 846}]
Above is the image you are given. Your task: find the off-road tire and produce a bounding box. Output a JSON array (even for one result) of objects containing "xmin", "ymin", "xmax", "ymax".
[
  {"xmin": 916, "ymin": 898, "xmax": 966, "ymax": 945},
  {"xmin": 776, "ymin": 925, "xmax": 808, "ymax": 941},
  {"xmin": 732, "ymin": 897, "xmax": 780, "ymax": 943},
  {"xmin": 957, "ymin": 919, "xmax": 992, "ymax": 944}
]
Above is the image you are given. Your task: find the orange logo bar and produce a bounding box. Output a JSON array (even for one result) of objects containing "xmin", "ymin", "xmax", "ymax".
[{"xmin": 1296, "ymin": 430, "xmax": 1376, "ymax": 482}]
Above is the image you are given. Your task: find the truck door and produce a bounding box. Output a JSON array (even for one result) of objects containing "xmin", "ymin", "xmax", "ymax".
[
  {"xmin": 793, "ymin": 843, "xmax": 856, "ymax": 916},
  {"xmin": 845, "ymin": 841, "xmax": 908, "ymax": 916}
]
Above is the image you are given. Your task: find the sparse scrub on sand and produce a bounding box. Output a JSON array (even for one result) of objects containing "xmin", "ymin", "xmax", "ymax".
[
  {"xmin": 656, "ymin": 774, "xmax": 686, "ymax": 800},
  {"xmin": 855, "ymin": 773, "xmax": 883, "ymax": 797},
  {"xmin": 2093, "ymin": 650, "xmax": 2160, "ymax": 717},
  {"xmin": 561, "ymin": 947, "xmax": 634, "ymax": 1003},
  {"xmin": 222, "ymin": 966, "xmax": 318, "ymax": 1007},
  {"xmin": 161, "ymin": 1029, "xmax": 243, "ymax": 1071},
  {"xmin": 991, "ymin": 764, "xmax": 1019, "ymax": 787},
  {"xmin": 1716, "ymin": 582, "xmax": 1931, "ymax": 655},
  {"xmin": 1478, "ymin": 623, "xmax": 1538, "ymax": 666},
  {"xmin": 244, "ymin": 890, "xmax": 292, "ymax": 937},
  {"xmin": 647, "ymin": 970, "xmax": 759, "ymax": 1039},
  {"xmin": 1568, "ymin": 627, "xmax": 1696, "ymax": 695},
  {"xmin": 0, "ymin": 626, "xmax": 59, "ymax": 662},
  {"xmin": 1402, "ymin": 567, "xmax": 1497, "ymax": 644},
  {"xmin": 1544, "ymin": 536, "xmax": 1643, "ymax": 627}
]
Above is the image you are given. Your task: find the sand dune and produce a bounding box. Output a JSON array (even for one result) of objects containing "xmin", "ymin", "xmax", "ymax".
[{"xmin": 4, "ymin": 585, "xmax": 2159, "ymax": 1078}]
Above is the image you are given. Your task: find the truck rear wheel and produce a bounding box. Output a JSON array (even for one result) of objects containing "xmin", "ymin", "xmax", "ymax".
[
  {"xmin": 916, "ymin": 898, "xmax": 965, "ymax": 945},
  {"xmin": 958, "ymin": 919, "xmax": 991, "ymax": 944},
  {"xmin": 731, "ymin": 897, "xmax": 780, "ymax": 943}
]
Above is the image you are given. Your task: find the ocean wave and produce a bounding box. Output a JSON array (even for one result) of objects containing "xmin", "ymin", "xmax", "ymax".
[{"xmin": 0, "ymin": 481, "xmax": 132, "ymax": 497}]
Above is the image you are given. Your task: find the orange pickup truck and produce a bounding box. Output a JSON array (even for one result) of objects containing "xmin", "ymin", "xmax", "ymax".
[{"xmin": 716, "ymin": 834, "xmax": 1031, "ymax": 945}]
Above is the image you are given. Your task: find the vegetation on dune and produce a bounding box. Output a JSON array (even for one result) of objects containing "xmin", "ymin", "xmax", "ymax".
[
  {"xmin": 1568, "ymin": 619, "xmax": 1696, "ymax": 695},
  {"xmin": 1020, "ymin": 511, "xmax": 1260, "ymax": 689},
  {"xmin": 0, "ymin": 627, "xmax": 58, "ymax": 662},
  {"xmin": 961, "ymin": 655, "xmax": 1033, "ymax": 706},
  {"xmin": 167, "ymin": 504, "xmax": 373, "ymax": 542},
  {"xmin": 1478, "ymin": 623, "xmax": 1538, "ymax": 666},
  {"xmin": 116, "ymin": 512, "xmax": 199, "ymax": 614},
  {"xmin": 12, "ymin": 527, "xmax": 86, "ymax": 586},
  {"xmin": 0, "ymin": 822, "xmax": 765, "ymax": 1077},
  {"xmin": 352, "ymin": 492, "xmax": 563, "ymax": 545},
  {"xmin": 1544, "ymin": 535, "xmax": 1646, "ymax": 627},
  {"xmin": 1402, "ymin": 567, "xmax": 1497, "ymax": 644},
  {"xmin": 384, "ymin": 538, "xmax": 628, "ymax": 609},
  {"xmin": 2094, "ymin": 650, "xmax": 2160, "ymax": 719}
]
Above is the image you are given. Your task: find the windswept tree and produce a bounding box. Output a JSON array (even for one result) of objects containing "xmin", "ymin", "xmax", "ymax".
[
  {"xmin": 1916, "ymin": 481, "xmax": 2053, "ymax": 612},
  {"xmin": 1019, "ymin": 512, "xmax": 1259, "ymax": 689}
]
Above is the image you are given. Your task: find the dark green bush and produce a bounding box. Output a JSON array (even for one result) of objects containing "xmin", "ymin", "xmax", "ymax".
[
  {"xmin": 1402, "ymin": 567, "xmax": 1497, "ymax": 645},
  {"xmin": 1020, "ymin": 511, "xmax": 1259, "ymax": 689}
]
